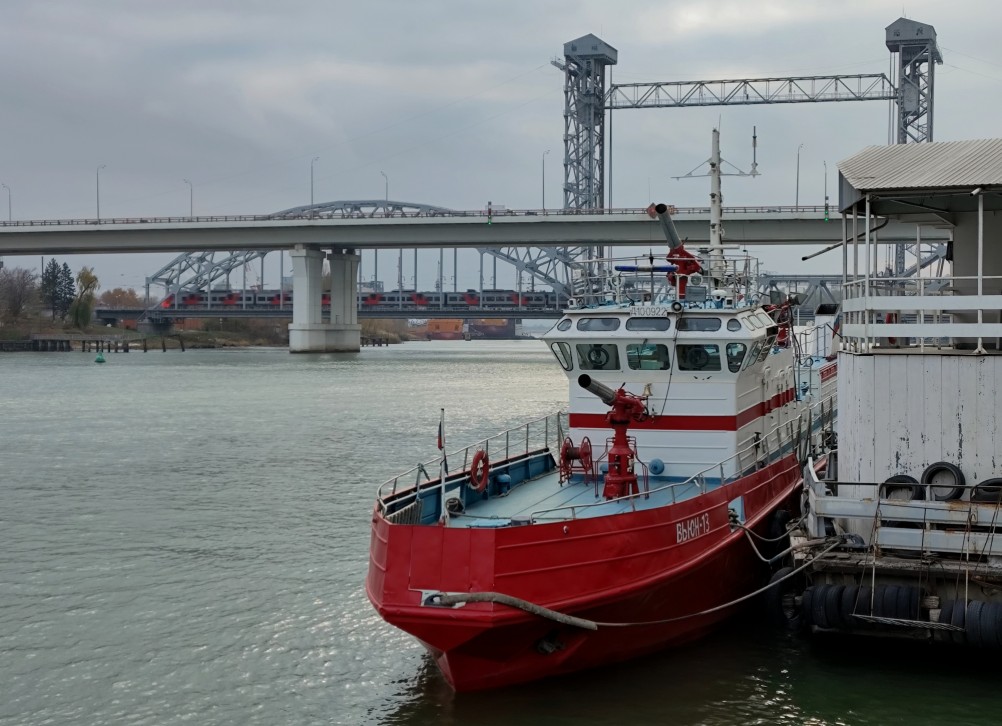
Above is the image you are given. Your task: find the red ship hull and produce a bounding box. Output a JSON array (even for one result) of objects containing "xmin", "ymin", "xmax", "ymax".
[{"xmin": 366, "ymin": 452, "xmax": 805, "ymax": 691}]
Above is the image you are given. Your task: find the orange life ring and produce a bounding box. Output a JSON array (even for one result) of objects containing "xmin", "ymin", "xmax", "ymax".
[{"xmin": 470, "ymin": 450, "xmax": 490, "ymax": 492}]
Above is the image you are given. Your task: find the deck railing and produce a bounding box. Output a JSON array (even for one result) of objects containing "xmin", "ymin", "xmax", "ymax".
[
  {"xmin": 375, "ymin": 411, "xmax": 568, "ymax": 509},
  {"xmin": 840, "ymin": 275, "xmax": 1002, "ymax": 352},
  {"xmin": 568, "ymin": 251, "xmax": 764, "ymax": 309},
  {"xmin": 805, "ymin": 471, "xmax": 1002, "ymax": 557}
]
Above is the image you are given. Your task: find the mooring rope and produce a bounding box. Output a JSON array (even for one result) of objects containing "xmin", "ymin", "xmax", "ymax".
[{"xmin": 428, "ymin": 536, "xmax": 845, "ymax": 630}]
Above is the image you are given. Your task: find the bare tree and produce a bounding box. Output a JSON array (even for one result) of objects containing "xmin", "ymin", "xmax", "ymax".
[{"xmin": 0, "ymin": 267, "xmax": 38, "ymax": 321}]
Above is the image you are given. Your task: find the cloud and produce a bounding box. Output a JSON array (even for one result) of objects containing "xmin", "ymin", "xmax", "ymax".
[{"xmin": 0, "ymin": 0, "xmax": 999, "ymax": 287}]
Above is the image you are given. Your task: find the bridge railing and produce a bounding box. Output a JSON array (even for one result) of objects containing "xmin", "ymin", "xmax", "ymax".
[{"xmin": 0, "ymin": 206, "xmax": 830, "ymax": 227}]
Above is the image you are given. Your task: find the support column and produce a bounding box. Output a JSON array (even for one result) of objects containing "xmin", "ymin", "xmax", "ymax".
[{"xmin": 288, "ymin": 246, "xmax": 360, "ymax": 352}]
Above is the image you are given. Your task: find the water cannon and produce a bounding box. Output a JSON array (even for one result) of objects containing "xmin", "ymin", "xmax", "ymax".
[
  {"xmin": 654, "ymin": 203, "xmax": 684, "ymax": 250},
  {"xmin": 578, "ymin": 374, "xmax": 618, "ymax": 405},
  {"xmin": 578, "ymin": 375, "xmax": 650, "ymax": 424},
  {"xmin": 577, "ymin": 375, "xmax": 651, "ymax": 500}
]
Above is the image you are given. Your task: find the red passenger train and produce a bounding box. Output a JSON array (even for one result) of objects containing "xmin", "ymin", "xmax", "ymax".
[{"xmin": 159, "ymin": 289, "xmax": 565, "ymax": 311}]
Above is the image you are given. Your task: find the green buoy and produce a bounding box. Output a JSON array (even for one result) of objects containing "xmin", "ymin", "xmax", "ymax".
[{"xmin": 95, "ymin": 352, "xmax": 106, "ymax": 364}]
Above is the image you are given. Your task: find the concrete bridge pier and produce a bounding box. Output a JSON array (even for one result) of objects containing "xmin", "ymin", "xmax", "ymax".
[{"xmin": 288, "ymin": 246, "xmax": 360, "ymax": 352}]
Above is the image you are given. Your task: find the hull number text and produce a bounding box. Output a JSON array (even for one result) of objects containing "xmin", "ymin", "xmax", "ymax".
[{"xmin": 677, "ymin": 513, "xmax": 711, "ymax": 543}]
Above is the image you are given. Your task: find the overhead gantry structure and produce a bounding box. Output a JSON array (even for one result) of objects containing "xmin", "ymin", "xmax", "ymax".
[{"xmin": 553, "ymin": 18, "xmax": 942, "ymax": 275}]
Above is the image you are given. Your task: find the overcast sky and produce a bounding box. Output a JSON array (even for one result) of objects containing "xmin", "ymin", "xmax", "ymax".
[{"xmin": 1, "ymin": 0, "xmax": 999, "ymax": 292}]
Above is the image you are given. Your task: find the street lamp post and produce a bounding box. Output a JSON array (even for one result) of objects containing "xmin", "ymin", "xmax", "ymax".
[
  {"xmin": 823, "ymin": 160, "xmax": 829, "ymax": 219},
  {"xmin": 311, "ymin": 156, "xmax": 319, "ymax": 209},
  {"xmin": 542, "ymin": 149, "xmax": 550, "ymax": 210},
  {"xmin": 795, "ymin": 144, "xmax": 804, "ymax": 209},
  {"xmin": 96, "ymin": 164, "xmax": 106, "ymax": 221},
  {"xmin": 183, "ymin": 178, "xmax": 193, "ymax": 217},
  {"xmin": 380, "ymin": 171, "xmax": 388, "ymax": 208},
  {"xmin": 1, "ymin": 183, "xmax": 10, "ymax": 222}
]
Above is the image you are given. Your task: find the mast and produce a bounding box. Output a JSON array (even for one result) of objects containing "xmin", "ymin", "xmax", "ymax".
[{"xmin": 708, "ymin": 128, "xmax": 724, "ymax": 284}]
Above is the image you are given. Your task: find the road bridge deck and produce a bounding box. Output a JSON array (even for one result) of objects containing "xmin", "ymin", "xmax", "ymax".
[{"xmin": 0, "ymin": 206, "xmax": 946, "ymax": 256}]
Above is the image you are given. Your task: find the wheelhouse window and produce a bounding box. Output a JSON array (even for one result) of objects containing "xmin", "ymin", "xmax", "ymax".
[
  {"xmin": 677, "ymin": 344, "xmax": 721, "ymax": 372},
  {"xmin": 556, "ymin": 318, "xmax": 572, "ymax": 331},
  {"xmin": 577, "ymin": 343, "xmax": 620, "ymax": 370},
  {"xmin": 757, "ymin": 336, "xmax": 777, "ymax": 362},
  {"xmin": 725, "ymin": 343, "xmax": 748, "ymax": 372},
  {"xmin": 726, "ymin": 319, "xmax": 742, "ymax": 332},
  {"xmin": 626, "ymin": 317, "xmax": 670, "ymax": 332},
  {"xmin": 743, "ymin": 341, "xmax": 763, "ymax": 370},
  {"xmin": 550, "ymin": 342, "xmax": 573, "ymax": 370},
  {"xmin": 627, "ymin": 343, "xmax": 670, "ymax": 370},
  {"xmin": 677, "ymin": 317, "xmax": 721, "ymax": 332},
  {"xmin": 576, "ymin": 317, "xmax": 621, "ymax": 332}
]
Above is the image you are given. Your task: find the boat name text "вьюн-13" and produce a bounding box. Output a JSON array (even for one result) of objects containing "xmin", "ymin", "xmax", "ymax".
[{"xmin": 677, "ymin": 513, "xmax": 711, "ymax": 543}]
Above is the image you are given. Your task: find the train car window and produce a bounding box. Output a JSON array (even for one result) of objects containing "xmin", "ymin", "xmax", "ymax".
[
  {"xmin": 677, "ymin": 344, "xmax": 721, "ymax": 372},
  {"xmin": 576, "ymin": 343, "xmax": 619, "ymax": 371},
  {"xmin": 550, "ymin": 342, "xmax": 573, "ymax": 370},
  {"xmin": 725, "ymin": 343, "xmax": 748, "ymax": 372},
  {"xmin": 625, "ymin": 318, "xmax": 670, "ymax": 331},
  {"xmin": 677, "ymin": 317, "xmax": 721, "ymax": 332},
  {"xmin": 556, "ymin": 319, "xmax": 572, "ymax": 331},
  {"xmin": 576, "ymin": 318, "xmax": 621, "ymax": 332},
  {"xmin": 627, "ymin": 343, "xmax": 670, "ymax": 370}
]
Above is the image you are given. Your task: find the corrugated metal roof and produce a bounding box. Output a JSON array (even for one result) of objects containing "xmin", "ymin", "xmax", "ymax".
[{"xmin": 838, "ymin": 139, "xmax": 1002, "ymax": 191}]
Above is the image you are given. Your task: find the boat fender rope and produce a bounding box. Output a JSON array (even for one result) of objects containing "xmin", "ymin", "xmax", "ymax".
[
  {"xmin": 429, "ymin": 538, "xmax": 845, "ymax": 631},
  {"xmin": 427, "ymin": 591, "xmax": 599, "ymax": 631}
]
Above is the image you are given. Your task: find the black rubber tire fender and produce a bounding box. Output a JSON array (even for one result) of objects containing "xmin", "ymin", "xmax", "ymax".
[
  {"xmin": 824, "ymin": 584, "xmax": 846, "ymax": 630},
  {"xmin": 839, "ymin": 585, "xmax": 860, "ymax": 630},
  {"xmin": 800, "ymin": 586, "xmax": 816, "ymax": 628},
  {"xmin": 921, "ymin": 461, "xmax": 965, "ymax": 501},
  {"xmin": 882, "ymin": 474, "xmax": 924, "ymax": 501},
  {"xmin": 967, "ymin": 600, "xmax": 986, "ymax": 647},
  {"xmin": 877, "ymin": 585, "xmax": 900, "ymax": 619},
  {"xmin": 950, "ymin": 598, "xmax": 967, "ymax": 644},
  {"xmin": 764, "ymin": 566, "xmax": 804, "ymax": 632},
  {"xmin": 812, "ymin": 584, "xmax": 831, "ymax": 629},
  {"xmin": 895, "ymin": 585, "xmax": 921, "ymax": 621},
  {"xmin": 938, "ymin": 599, "xmax": 955, "ymax": 629},
  {"xmin": 972, "ymin": 478, "xmax": 1002, "ymax": 503},
  {"xmin": 983, "ymin": 601, "xmax": 1002, "ymax": 649}
]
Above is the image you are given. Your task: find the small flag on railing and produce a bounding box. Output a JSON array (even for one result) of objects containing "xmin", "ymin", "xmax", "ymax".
[{"xmin": 438, "ymin": 408, "xmax": 448, "ymax": 472}]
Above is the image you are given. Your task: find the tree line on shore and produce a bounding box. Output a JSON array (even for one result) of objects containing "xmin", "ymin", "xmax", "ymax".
[
  {"xmin": 1, "ymin": 259, "xmax": 413, "ymax": 345},
  {"xmin": 0, "ymin": 260, "xmax": 138, "ymax": 330}
]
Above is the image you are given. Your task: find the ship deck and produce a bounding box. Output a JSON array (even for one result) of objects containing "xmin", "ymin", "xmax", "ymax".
[{"xmin": 446, "ymin": 467, "xmax": 709, "ymax": 527}]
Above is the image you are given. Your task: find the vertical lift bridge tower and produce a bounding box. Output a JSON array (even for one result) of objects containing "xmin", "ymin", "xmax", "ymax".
[{"xmin": 555, "ymin": 18, "xmax": 941, "ymax": 275}]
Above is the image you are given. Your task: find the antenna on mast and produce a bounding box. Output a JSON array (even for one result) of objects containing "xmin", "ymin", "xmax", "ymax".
[{"xmin": 671, "ymin": 128, "xmax": 762, "ymax": 285}]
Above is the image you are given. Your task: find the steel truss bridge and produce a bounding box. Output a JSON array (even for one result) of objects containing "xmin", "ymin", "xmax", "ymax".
[{"xmin": 123, "ymin": 17, "xmax": 943, "ymax": 324}]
